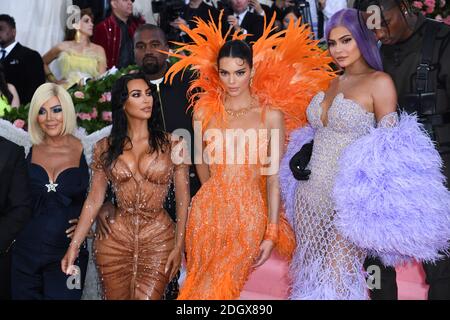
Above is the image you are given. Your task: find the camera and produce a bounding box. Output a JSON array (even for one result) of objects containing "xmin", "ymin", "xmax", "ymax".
[
  {"xmin": 152, "ymin": 0, "xmax": 185, "ymax": 22},
  {"xmin": 151, "ymin": 0, "xmax": 186, "ymax": 41}
]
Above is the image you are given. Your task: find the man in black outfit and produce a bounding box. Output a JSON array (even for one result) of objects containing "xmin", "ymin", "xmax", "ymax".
[
  {"xmin": 165, "ymin": 0, "xmax": 219, "ymax": 42},
  {"xmin": 223, "ymin": 0, "xmax": 265, "ymax": 44},
  {"xmin": 355, "ymin": 0, "xmax": 450, "ymax": 300},
  {"xmin": 0, "ymin": 137, "xmax": 32, "ymax": 300},
  {"xmin": 0, "ymin": 14, "xmax": 45, "ymax": 105}
]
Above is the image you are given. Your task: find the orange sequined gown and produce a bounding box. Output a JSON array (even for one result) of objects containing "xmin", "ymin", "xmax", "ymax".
[
  {"xmin": 91, "ymin": 137, "xmax": 188, "ymax": 300},
  {"xmin": 178, "ymin": 127, "xmax": 288, "ymax": 300},
  {"xmin": 164, "ymin": 14, "xmax": 335, "ymax": 300}
]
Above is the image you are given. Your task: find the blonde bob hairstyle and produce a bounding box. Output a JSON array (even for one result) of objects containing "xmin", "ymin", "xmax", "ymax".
[{"xmin": 28, "ymin": 83, "xmax": 77, "ymax": 145}]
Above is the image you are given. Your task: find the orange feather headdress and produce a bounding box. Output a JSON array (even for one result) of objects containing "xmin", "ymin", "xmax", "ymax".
[{"xmin": 165, "ymin": 11, "xmax": 335, "ymax": 135}]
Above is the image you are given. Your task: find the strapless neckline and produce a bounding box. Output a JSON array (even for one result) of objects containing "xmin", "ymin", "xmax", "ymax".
[{"xmin": 316, "ymin": 91, "xmax": 374, "ymax": 128}]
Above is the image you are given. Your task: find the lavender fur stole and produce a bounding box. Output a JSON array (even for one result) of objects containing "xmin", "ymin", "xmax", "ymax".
[
  {"xmin": 279, "ymin": 125, "xmax": 315, "ymax": 226},
  {"xmin": 333, "ymin": 113, "xmax": 450, "ymax": 266}
]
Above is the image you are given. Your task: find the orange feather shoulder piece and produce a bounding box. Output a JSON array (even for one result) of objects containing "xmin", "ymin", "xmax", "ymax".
[{"xmin": 165, "ymin": 12, "xmax": 335, "ymax": 134}]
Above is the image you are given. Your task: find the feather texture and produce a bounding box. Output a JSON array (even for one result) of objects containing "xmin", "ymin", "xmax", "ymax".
[
  {"xmin": 164, "ymin": 12, "xmax": 335, "ymax": 135},
  {"xmin": 333, "ymin": 113, "xmax": 450, "ymax": 266}
]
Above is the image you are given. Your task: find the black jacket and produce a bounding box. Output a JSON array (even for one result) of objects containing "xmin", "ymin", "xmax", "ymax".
[
  {"xmin": 2, "ymin": 43, "xmax": 45, "ymax": 105},
  {"xmin": 222, "ymin": 10, "xmax": 265, "ymax": 44},
  {"xmin": 381, "ymin": 14, "xmax": 450, "ymax": 182},
  {"xmin": 0, "ymin": 137, "xmax": 32, "ymax": 254},
  {"xmin": 183, "ymin": 2, "xmax": 220, "ymax": 29}
]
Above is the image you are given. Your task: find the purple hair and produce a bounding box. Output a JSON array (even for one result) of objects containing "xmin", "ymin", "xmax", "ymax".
[{"xmin": 325, "ymin": 8, "xmax": 383, "ymax": 71}]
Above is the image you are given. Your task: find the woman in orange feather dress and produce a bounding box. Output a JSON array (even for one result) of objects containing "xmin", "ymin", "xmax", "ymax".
[{"xmin": 166, "ymin": 14, "xmax": 334, "ymax": 300}]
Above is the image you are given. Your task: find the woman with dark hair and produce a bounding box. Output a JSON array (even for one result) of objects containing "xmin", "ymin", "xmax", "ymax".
[
  {"xmin": 176, "ymin": 39, "xmax": 288, "ymax": 300},
  {"xmin": 0, "ymin": 62, "xmax": 20, "ymax": 117},
  {"xmin": 280, "ymin": 8, "xmax": 450, "ymax": 299},
  {"xmin": 43, "ymin": 8, "xmax": 107, "ymax": 89},
  {"xmin": 61, "ymin": 73, "xmax": 190, "ymax": 300},
  {"xmin": 164, "ymin": 9, "xmax": 333, "ymax": 298}
]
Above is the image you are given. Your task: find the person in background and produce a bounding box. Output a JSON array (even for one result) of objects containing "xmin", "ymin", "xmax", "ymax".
[
  {"xmin": 355, "ymin": 0, "xmax": 450, "ymax": 300},
  {"xmin": 0, "ymin": 14, "xmax": 45, "ymax": 105},
  {"xmin": 93, "ymin": 0, "xmax": 145, "ymax": 69},
  {"xmin": 0, "ymin": 62, "xmax": 20, "ymax": 117},
  {"xmin": 43, "ymin": 8, "xmax": 107, "ymax": 89}
]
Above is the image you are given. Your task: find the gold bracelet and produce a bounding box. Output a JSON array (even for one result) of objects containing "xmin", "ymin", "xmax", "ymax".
[{"xmin": 263, "ymin": 223, "xmax": 279, "ymax": 245}]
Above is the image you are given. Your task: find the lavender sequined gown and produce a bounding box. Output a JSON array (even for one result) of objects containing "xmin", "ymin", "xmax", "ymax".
[{"xmin": 291, "ymin": 92, "xmax": 376, "ymax": 300}]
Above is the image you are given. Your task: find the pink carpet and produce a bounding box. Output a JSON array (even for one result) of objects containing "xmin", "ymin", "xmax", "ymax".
[{"xmin": 239, "ymin": 252, "xmax": 429, "ymax": 300}]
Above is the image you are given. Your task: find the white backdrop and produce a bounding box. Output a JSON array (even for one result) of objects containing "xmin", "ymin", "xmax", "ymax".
[{"xmin": 0, "ymin": 0, "xmax": 72, "ymax": 55}]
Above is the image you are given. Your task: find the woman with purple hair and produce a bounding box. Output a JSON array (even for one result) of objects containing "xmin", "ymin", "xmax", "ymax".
[{"xmin": 279, "ymin": 8, "xmax": 450, "ymax": 300}]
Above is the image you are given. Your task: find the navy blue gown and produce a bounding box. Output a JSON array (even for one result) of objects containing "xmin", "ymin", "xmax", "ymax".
[{"xmin": 11, "ymin": 149, "xmax": 89, "ymax": 300}]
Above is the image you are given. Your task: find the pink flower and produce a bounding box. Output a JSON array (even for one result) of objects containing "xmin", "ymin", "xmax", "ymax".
[
  {"xmin": 98, "ymin": 92, "xmax": 111, "ymax": 103},
  {"xmin": 413, "ymin": 1, "xmax": 424, "ymax": 9},
  {"xmin": 102, "ymin": 111, "xmax": 112, "ymax": 122},
  {"xmin": 13, "ymin": 119, "xmax": 25, "ymax": 129},
  {"xmin": 77, "ymin": 112, "xmax": 92, "ymax": 121},
  {"xmin": 443, "ymin": 15, "xmax": 450, "ymax": 25},
  {"xmin": 90, "ymin": 107, "xmax": 98, "ymax": 119},
  {"xmin": 98, "ymin": 95, "xmax": 106, "ymax": 103},
  {"xmin": 424, "ymin": 0, "xmax": 436, "ymax": 13},
  {"xmin": 74, "ymin": 91, "xmax": 85, "ymax": 99}
]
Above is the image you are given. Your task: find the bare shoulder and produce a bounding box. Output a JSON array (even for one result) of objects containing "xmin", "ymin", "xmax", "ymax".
[
  {"xmin": 92, "ymin": 43, "xmax": 106, "ymax": 55},
  {"xmin": 59, "ymin": 41, "xmax": 72, "ymax": 51},
  {"xmin": 370, "ymin": 71, "xmax": 396, "ymax": 94},
  {"xmin": 369, "ymin": 71, "xmax": 398, "ymax": 118},
  {"xmin": 266, "ymin": 108, "xmax": 284, "ymax": 129},
  {"xmin": 67, "ymin": 134, "xmax": 84, "ymax": 152}
]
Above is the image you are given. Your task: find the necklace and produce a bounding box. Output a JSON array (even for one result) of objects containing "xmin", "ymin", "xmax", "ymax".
[{"xmin": 225, "ymin": 99, "xmax": 257, "ymax": 118}]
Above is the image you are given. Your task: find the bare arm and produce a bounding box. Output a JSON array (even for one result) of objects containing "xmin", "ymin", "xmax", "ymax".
[
  {"xmin": 61, "ymin": 142, "xmax": 108, "ymax": 274},
  {"xmin": 96, "ymin": 45, "xmax": 107, "ymax": 75},
  {"xmin": 254, "ymin": 109, "xmax": 285, "ymax": 267},
  {"xmin": 42, "ymin": 43, "xmax": 63, "ymax": 79},
  {"xmin": 371, "ymin": 72, "xmax": 398, "ymax": 123},
  {"xmin": 193, "ymin": 112, "xmax": 210, "ymax": 184},
  {"xmin": 165, "ymin": 137, "xmax": 191, "ymax": 279},
  {"xmin": 265, "ymin": 109, "xmax": 285, "ymax": 226},
  {"xmin": 7, "ymin": 84, "xmax": 20, "ymax": 108}
]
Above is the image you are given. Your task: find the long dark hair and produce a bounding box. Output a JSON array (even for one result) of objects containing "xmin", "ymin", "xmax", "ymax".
[
  {"xmin": 102, "ymin": 73, "xmax": 169, "ymax": 169},
  {"xmin": 0, "ymin": 62, "xmax": 13, "ymax": 104}
]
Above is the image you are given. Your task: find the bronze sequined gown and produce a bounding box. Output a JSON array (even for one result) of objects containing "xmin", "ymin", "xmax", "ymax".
[{"xmin": 90, "ymin": 137, "xmax": 187, "ymax": 300}]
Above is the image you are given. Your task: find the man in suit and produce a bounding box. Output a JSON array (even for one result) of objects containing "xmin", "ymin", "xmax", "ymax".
[
  {"xmin": 167, "ymin": 0, "xmax": 221, "ymax": 43},
  {"xmin": 0, "ymin": 14, "xmax": 45, "ymax": 105},
  {"xmin": 0, "ymin": 137, "xmax": 32, "ymax": 300},
  {"xmin": 224, "ymin": 0, "xmax": 265, "ymax": 44}
]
